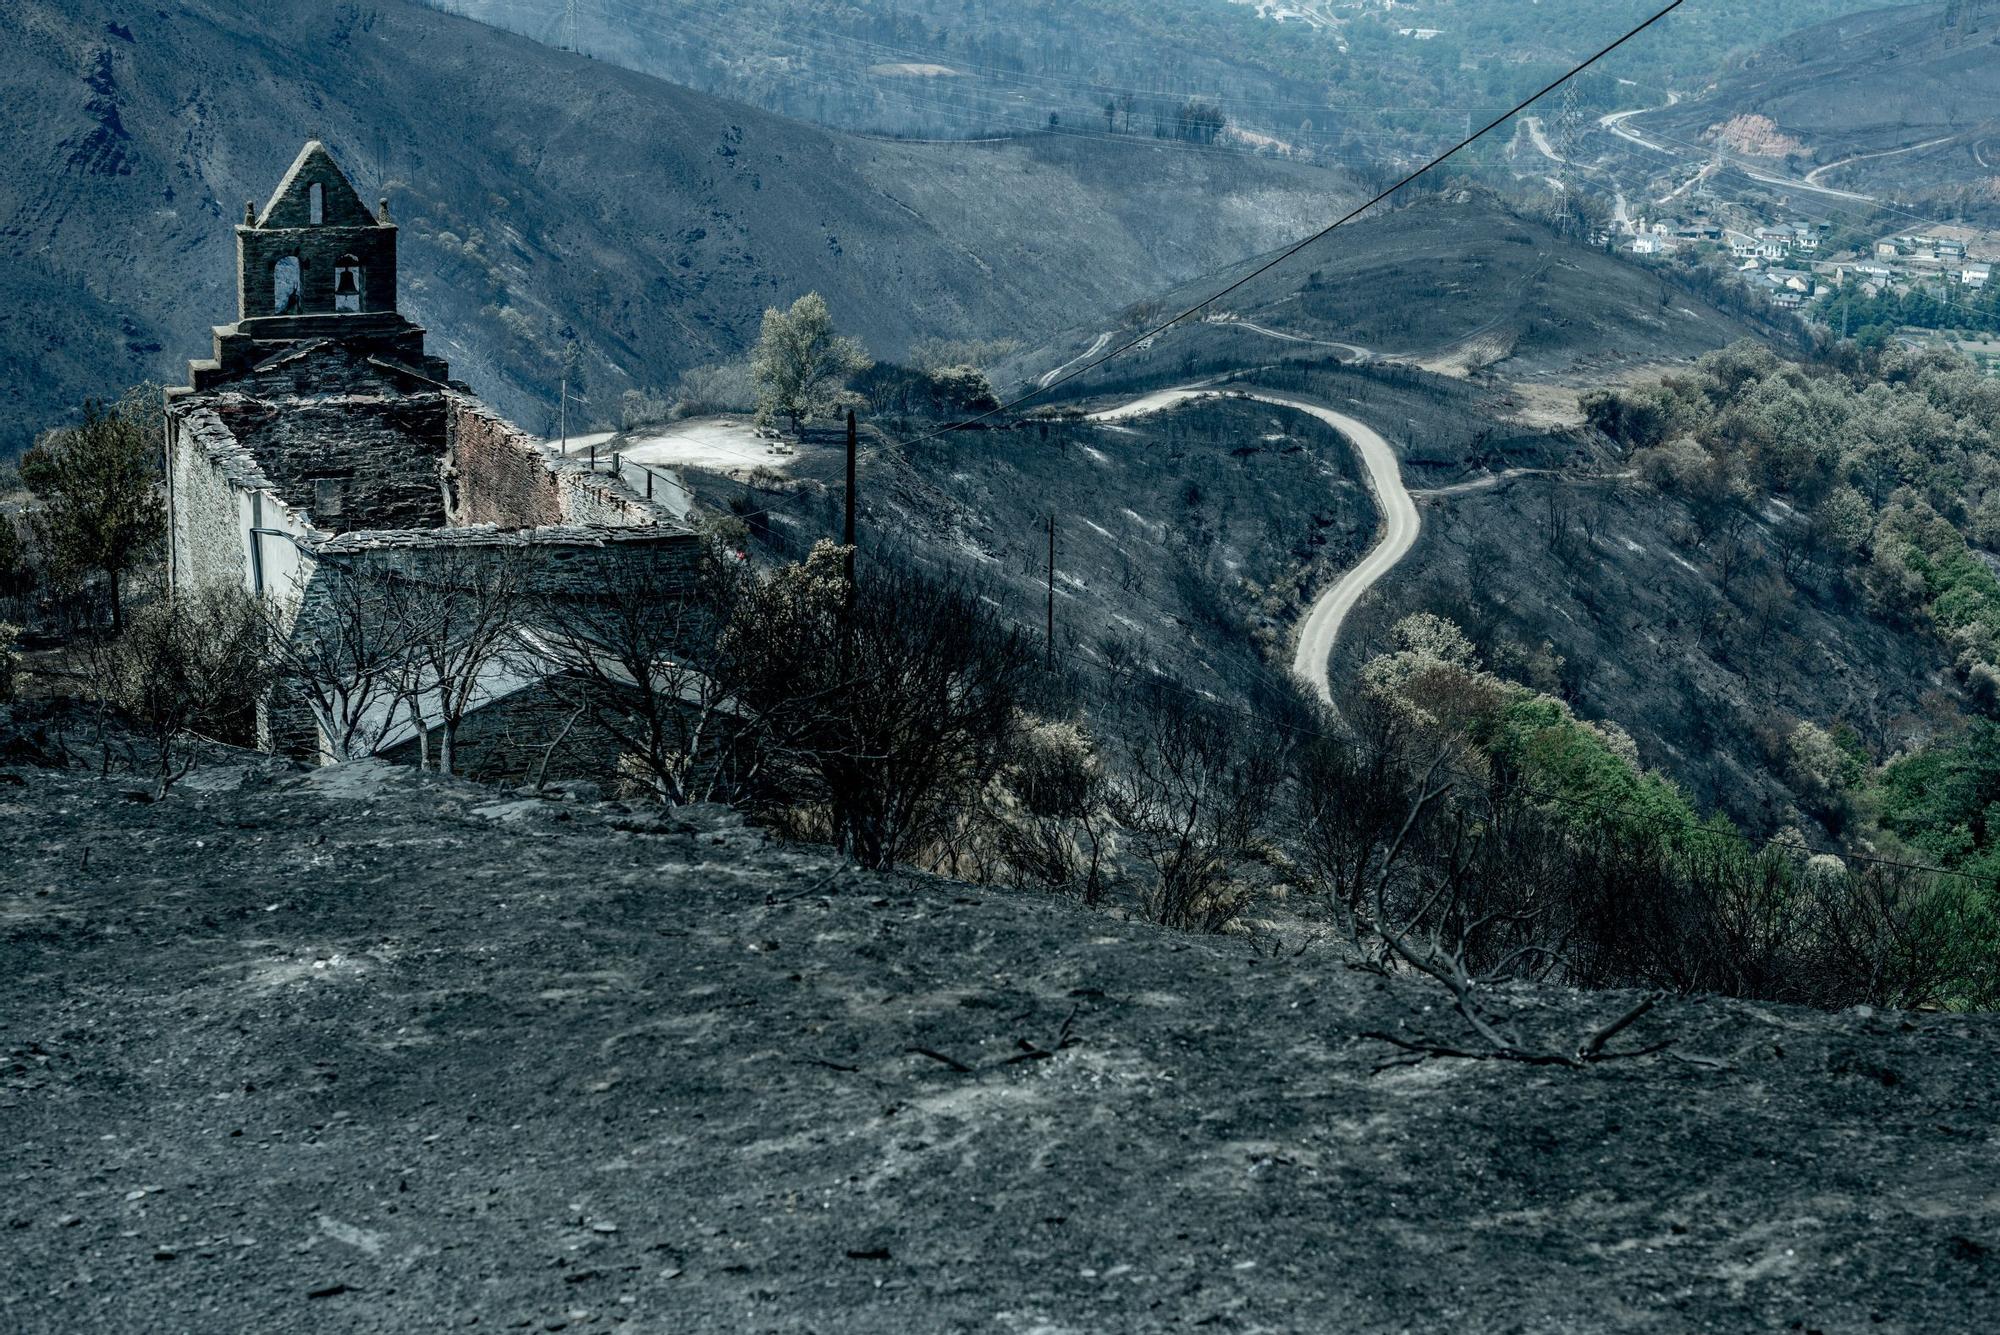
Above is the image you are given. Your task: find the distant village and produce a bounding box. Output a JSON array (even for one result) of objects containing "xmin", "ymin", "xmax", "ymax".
[{"xmin": 1606, "ymin": 192, "xmax": 1998, "ymax": 361}]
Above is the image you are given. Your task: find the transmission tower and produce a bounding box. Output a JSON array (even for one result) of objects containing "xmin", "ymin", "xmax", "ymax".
[
  {"xmin": 1553, "ymin": 79, "xmax": 1586, "ymax": 235},
  {"xmin": 560, "ymin": 0, "xmax": 579, "ymax": 52}
]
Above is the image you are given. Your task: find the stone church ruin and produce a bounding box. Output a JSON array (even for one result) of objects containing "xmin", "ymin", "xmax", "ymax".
[{"xmin": 165, "ymin": 141, "xmax": 701, "ymax": 773}]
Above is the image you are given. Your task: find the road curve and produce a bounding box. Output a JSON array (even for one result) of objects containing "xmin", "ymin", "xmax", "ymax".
[
  {"xmin": 1087, "ymin": 386, "xmax": 1416, "ymax": 706},
  {"xmin": 1039, "ymin": 331, "xmax": 1113, "ymax": 389},
  {"xmin": 1205, "ymin": 315, "xmax": 1374, "ymax": 362}
]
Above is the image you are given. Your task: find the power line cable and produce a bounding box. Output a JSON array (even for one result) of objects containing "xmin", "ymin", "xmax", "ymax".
[{"xmin": 894, "ymin": 0, "xmax": 1694, "ymax": 448}]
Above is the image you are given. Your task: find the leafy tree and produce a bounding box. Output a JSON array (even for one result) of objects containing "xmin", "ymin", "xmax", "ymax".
[
  {"xmin": 749, "ymin": 293, "xmax": 872, "ymax": 435},
  {"xmin": 924, "ymin": 365, "xmax": 999, "ymax": 416},
  {"xmin": 1808, "ymin": 486, "xmax": 1873, "ymax": 562},
  {"xmin": 1172, "ymin": 99, "xmax": 1226, "ymax": 144},
  {"xmin": 18, "ymin": 390, "xmax": 166, "ymax": 632},
  {"xmin": 0, "ymin": 511, "xmax": 31, "ymax": 607}
]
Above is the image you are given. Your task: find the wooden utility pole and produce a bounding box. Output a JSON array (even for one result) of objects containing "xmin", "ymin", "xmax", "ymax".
[
  {"xmin": 844, "ymin": 409, "xmax": 858, "ymax": 584},
  {"xmin": 1046, "ymin": 513, "xmax": 1056, "ymax": 671}
]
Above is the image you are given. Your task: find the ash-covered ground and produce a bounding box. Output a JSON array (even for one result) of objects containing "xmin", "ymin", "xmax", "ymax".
[{"xmin": 3, "ymin": 752, "xmax": 1997, "ymax": 1333}]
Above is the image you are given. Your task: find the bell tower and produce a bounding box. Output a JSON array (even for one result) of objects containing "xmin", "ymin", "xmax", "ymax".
[
  {"xmin": 182, "ymin": 140, "xmax": 450, "ymax": 391},
  {"xmin": 235, "ymin": 140, "xmax": 398, "ymax": 322}
]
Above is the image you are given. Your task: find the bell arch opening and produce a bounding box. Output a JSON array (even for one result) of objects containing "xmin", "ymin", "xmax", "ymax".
[{"xmin": 272, "ymin": 256, "xmax": 302, "ymax": 314}]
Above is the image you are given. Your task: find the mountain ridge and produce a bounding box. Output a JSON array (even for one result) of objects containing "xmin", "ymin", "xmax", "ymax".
[{"xmin": 0, "ymin": 0, "xmax": 1363, "ymax": 455}]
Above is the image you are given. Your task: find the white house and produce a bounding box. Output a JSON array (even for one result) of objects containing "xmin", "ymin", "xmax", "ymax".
[{"xmin": 1965, "ymin": 265, "xmax": 1992, "ymax": 290}]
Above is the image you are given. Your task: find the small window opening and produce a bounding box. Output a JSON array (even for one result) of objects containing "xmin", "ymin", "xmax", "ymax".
[
  {"xmin": 272, "ymin": 256, "xmax": 302, "ymax": 314},
  {"xmin": 314, "ymin": 479, "xmax": 345, "ymax": 520},
  {"xmin": 333, "ymin": 255, "xmax": 363, "ymax": 313},
  {"xmin": 308, "ymin": 182, "xmax": 323, "ymax": 225}
]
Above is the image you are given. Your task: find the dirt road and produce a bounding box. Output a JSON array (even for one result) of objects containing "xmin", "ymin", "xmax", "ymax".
[{"xmin": 1089, "ymin": 386, "xmax": 1414, "ymax": 704}]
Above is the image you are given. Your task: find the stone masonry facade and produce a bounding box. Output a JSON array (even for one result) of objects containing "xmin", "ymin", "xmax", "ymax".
[{"xmin": 165, "ymin": 141, "xmax": 701, "ymax": 768}]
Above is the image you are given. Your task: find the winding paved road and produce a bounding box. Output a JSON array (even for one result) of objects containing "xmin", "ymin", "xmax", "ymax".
[{"xmin": 1087, "ymin": 386, "xmax": 1415, "ymax": 706}]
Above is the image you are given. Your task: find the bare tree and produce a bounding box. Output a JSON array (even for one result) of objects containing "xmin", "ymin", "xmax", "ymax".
[
  {"xmin": 725, "ymin": 541, "xmax": 1036, "ymax": 870},
  {"xmin": 264, "ymin": 559, "xmax": 420, "ymax": 761},
  {"xmin": 1108, "ymin": 683, "xmax": 1280, "ymax": 933},
  {"xmin": 384, "ymin": 545, "xmax": 535, "ymax": 776},
  {"xmin": 82, "ymin": 583, "xmax": 269, "ymax": 798},
  {"xmin": 1343, "ymin": 755, "xmax": 1674, "ymax": 1070},
  {"xmin": 535, "ymin": 543, "xmax": 756, "ymax": 804},
  {"xmin": 1291, "ymin": 697, "xmax": 1425, "ymax": 942}
]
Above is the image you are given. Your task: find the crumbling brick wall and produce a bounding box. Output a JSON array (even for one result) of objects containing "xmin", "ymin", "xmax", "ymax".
[
  {"xmin": 445, "ymin": 397, "xmax": 678, "ymax": 530},
  {"xmin": 446, "ymin": 398, "xmax": 565, "ymax": 528}
]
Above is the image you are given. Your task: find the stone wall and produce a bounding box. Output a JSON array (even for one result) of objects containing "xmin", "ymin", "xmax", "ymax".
[
  {"xmin": 238, "ymin": 223, "xmax": 398, "ymax": 319},
  {"xmin": 195, "ymin": 346, "xmax": 454, "ymax": 534},
  {"xmin": 168, "ymin": 408, "xmax": 254, "ymax": 594},
  {"xmin": 446, "ymin": 399, "xmax": 565, "ymax": 529},
  {"xmin": 445, "ymin": 396, "xmax": 680, "ymax": 530},
  {"xmin": 377, "ymin": 675, "xmax": 627, "ymax": 789},
  {"xmin": 554, "ymin": 464, "xmax": 669, "ymax": 527},
  {"xmin": 318, "ymin": 526, "xmax": 706, "ymax": 603}
]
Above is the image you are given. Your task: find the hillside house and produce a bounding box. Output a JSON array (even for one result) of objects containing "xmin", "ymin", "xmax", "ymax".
[
  {"xmin": 165, "ymin": 142, "xmax": 703, "ymax": 772},
  {"xmin": 1967, "ymin": 265, "xmax": 1993, "ymax": 290}
]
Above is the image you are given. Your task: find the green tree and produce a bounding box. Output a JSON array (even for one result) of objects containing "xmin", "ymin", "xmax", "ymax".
[
  {"xmin": 749, "ymin": 293, "xmax": 872, "ymax": 435},
  {"xmin": 19, "ymin": 390, "xmax": 166, "ymax": 632},
  {"xmin": 924, "ymin": 365, "xmax": 999, "ymax": 417}
]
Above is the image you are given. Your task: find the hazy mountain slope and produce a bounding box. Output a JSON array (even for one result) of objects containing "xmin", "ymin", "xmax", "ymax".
[
  {"xmin": 0, "ymin": 0, "xmax": 1362, "ymax": 455},
  {"xmin": 1643, "ymin": 0, "xmax": 2000, "ymax": 197},
  {"xmin": 438, "ymin": 0, "xmax": 1886, "ymax": 163}
]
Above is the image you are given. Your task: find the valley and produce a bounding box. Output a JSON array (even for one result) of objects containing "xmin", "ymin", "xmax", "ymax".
[{"xmin": 7, "ymin": 3, "xmax": 2000, "ymax": 1329}]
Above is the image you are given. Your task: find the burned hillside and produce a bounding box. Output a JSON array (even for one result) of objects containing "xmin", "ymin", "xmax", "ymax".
[{"xmin": 3, "ymin": 753, "xmax": 1997, "ymax": 1333}]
